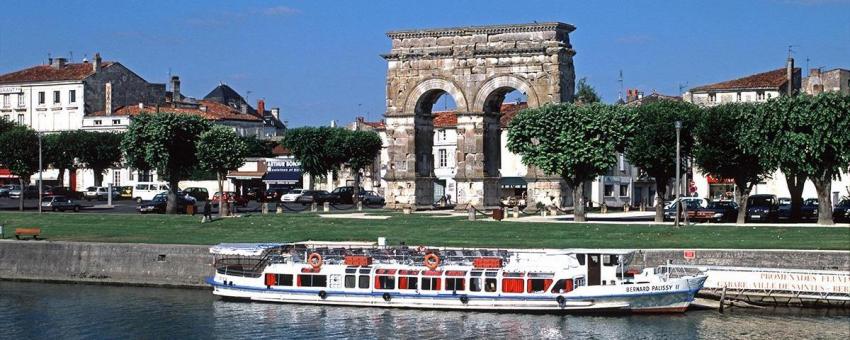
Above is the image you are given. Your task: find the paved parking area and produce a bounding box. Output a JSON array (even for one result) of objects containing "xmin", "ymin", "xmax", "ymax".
[{"xmin": 0, "ymin": 198, "xmax": 384, "ymax": 215}]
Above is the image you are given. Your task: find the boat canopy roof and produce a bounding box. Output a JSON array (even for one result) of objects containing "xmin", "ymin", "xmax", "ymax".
[{"xmin": 210, "ymin": 243, "xmax": 285, "ymax": 256}]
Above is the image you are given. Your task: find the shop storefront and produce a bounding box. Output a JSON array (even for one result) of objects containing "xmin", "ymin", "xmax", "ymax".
[
  {"xmin": 706, "ymin": 175, "xmax": 736, "ymax": 201},
  {"xmin": 263, "ymin": 157, "xmax": 302, "ymax": 191}
]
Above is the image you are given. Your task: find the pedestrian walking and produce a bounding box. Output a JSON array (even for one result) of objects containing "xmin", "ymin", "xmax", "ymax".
[{"xmin": 202, "ymin": 200, "xmax": 213, "ymax": 223}]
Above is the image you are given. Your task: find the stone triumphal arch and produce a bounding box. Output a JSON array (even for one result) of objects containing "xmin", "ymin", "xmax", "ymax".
[{"xmin": 382, "ymin": 22, "xmax": 577, "ymax": 208}]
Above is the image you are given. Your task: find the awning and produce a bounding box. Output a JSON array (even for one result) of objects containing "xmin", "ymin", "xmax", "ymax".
[
  {"xmin": 226, "ymin": 171, "xmax": 265, "ymax": 180},
  {"xmin": 500, "ymin": 177, "xmax": 527, "ymax": 189},
  {"xmin": 0, "ymin": 169, "xmax": 18, "ymax": 179},
  {"xmin": 263, "ymin": 167, "xmax": 302, "ymax": 185}
]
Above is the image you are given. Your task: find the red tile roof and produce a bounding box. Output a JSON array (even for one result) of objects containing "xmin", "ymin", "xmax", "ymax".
[
  {"xmin": 89, "ymin": 100, "xmax": 261, "ymax": 122},
  {"xmin": 0, "ymin": 62, "xmax": 114, "ymax": 84},
  {"xmin": 431, "ymin": 102, "xmax": 528, "ymax": 128},
  {"xmin": 690, "ymin": 67, "xmax": 799, "ymax": 92}
]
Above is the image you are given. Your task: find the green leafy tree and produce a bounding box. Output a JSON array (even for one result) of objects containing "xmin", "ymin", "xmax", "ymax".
[
  {"xmin": 507, "ymin": 103, "xmax": 633, "ymax": 222},
  {"xmin": 0, "ymin": 125, "xmax": 39, "ymax": 211},
  {"xmin": 694, "ymin": 103, "xmax": 775, "ymax": 224},
  {"xmin": 623, "ymin": 100, "xmax": 700, "ymax": 222},
  {"xmin": 754, "ymin": 93, "xmax": 850, "ymax": 225},
  {"xmin": 197, "ymin": 125, "xmax": 249, "ymax": 217},
  {"xmin": 43, "ymin": 130, "xmax": 89, "ymax": 187},
  {"xmin": 344, "ymin": 130, "xmax": 383, "ymax": 202},
  {"xmin": 122, "ymin": 113, "xmax": 211, "ymax": 214},
  {"xmin": 77, "ymin": 131, "xmax": 124, "ymax": 187},
  {"xmin": 574, "ymin": 77, "xmax": 601, "ymax": 104},
  {"xmin": 241, "ymin": 136, "xmax": 278, "ymax": 157},
  {"xmin": 282, "ymin": 127, "xmax": 348, "ymax": 189}
]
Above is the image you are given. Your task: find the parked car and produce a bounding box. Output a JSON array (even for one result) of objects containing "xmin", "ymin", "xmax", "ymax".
[
  {"xmin": 137, "ymin": 192, "xmax": 196, "ymax": 214},
  {"xmin": 133, "ymin": 182, "xmax": 170, "ymax": 202},
  {"xmin": 331, "ymin": 186, "xmax": 366, "ymax": 204},
  {"xmin": 745, "ymin": 194, "xmax": 779, "ymax": 223},
  {"xmin": 182, "ymin": 187, "xmax": 209, "ymax": 201},
  {"xmin": 833, "ymin": 199, "xmax": 850, "ymax": 223},
  {"xmin": 83, "ymin": 186, "xmax": 120, "ymax": 201},
  {"xmin": 119, "ymin": 186, "xmax": 134, "ymax": 199},
  {"xmin": 295, "ymin": 190, "xmax": 338, "ymax": 205},
  {"xmin": 211, "ymin": 192, "xmax": 248, "ymax": 207},
  {"xmin": 41, "ymin": 195, "xmax": 82, "ymax": 212},
  {"xmin": 10, "ymin": 185, "xmax": 40, "ymax": 199},
  {"xmin": 361, "ymin": 191, "xmax": 385, "ymax": 205},
  {"xmin": 778, "ymin": 198, "xmax": 819, "ymax": 221},
  {"xmin": 686, "ymin": 200, "xmax": 738, "ymax": 223},
  {"xmin": 0, "ymin": 184, "xmax": 19, "ymax": 198},
  {"xmin": 280, "ymin": 189, "xmax": 304, "ymax": 203},
  {"xmin": 264, "ymin": 188, "xmax": 289, "ymax": 202},
  {"xmin": 663, "ymin": 197, "xmax": 708, "ymax": 221},
  {"xmin": 245, "ymin": 187, "xmax": 262, "ymax": 202}
]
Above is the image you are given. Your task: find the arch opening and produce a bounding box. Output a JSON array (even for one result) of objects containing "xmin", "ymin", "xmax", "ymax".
[
  {"xmin": 413, "ymin": 90, "xmax": 458, "ymax": 182},
  {"xmin": 481, "ymin": 88, "xmax": 527, "ymax": 179}
]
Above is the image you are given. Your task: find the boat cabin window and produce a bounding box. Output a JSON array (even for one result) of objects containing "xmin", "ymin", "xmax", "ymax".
[
  {"xmin": 550, "ymin": 279, "xmax": 574, "ymax": 293},
  {"xmin": 502, "ymin": 278, "xmax": 524, "ymax": 293},
  {"xmin": 527, "ymin": 278, "xmax": 553, "ymax": 293},
  {"xmin": 345, "ymin": 275, "xmax": 356, "ymax": 288},
  {"xmin": 359, "ymin": 275, "xmax": 370, "ymax": 289},
  {"xmin": 484, "ymin": 278, "xmax": 497, "ymax": 292},
  {"xmin": 445, "ymin": 278, "xmax": 465, "ymax": 292},
  {"xmin": 603, "ymin": 255, "xmax": 618, "ymax": 266},
  {"xmin": 469, "ymin": 278, "xmax": 481, "ymax": 292},
  {"xmin": 276, "ymin": 274, "xmax": 293, "ymax": 286},
  {"xmin": 399, "ymin": 276, "xmax": 418, "ymax": 290},
  {"xmin": 576, "ymin": 254, "xmax": 586, "ymax": 265},
  {"xmin": 298, "ymin": 274, "xmax": 327, "ymax": 287},
  {"xmin": 359, "ymin": 268, "xmax": 372, "ymax": 274},
  {"xmin": 421, "ymin": 277, "xmax": 441, "ymax": 291},
  {"xmin": 375, "ymin": 276, "xmax": 395, "ymax": 290},
  {"xmin": 485, "ymin": 270, "xmax": 498, "ymax": 277},
  {"xmin": 345, "ymin": 268, "xmax": 357, "ymax": 273},
  {"xmin": 471, "ymin": 271, "xmax": 482, "ymax": 277}
]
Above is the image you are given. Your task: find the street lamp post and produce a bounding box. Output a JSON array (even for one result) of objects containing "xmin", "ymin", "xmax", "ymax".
[
  {"xmin": 38, "ymin": 132, "xmax": 43, "ymax": 214},
  {"xmin": 674, "ymin": 121, "xmax": 682, "ymax": 227}
]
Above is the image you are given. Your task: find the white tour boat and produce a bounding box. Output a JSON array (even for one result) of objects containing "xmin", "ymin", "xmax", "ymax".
[{"xmin": 207, "ymin": 242, "xmax": 707, "ymax": 313}]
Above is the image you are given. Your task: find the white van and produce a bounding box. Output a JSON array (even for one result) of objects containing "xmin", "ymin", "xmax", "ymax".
[{"xmin": 133, "ymin": 182, "xmax": 169, "ymax": 202}]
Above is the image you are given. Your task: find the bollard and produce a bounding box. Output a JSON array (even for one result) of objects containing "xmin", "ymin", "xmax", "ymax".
[
  {"xmin": 310, "ymin": 202, "xmax": 318, "ymax": 212},
  {"xmin": 624, "ymin": 204, "xmax": 630, "ymax": 212},
  {"xmin": 513, "ymin": 206, "xmax": 519, "ymax": 219},
  {"xmin": 262, "ymin": 203, "xmax": 269, "ymax": 215},
  {"xmin": 601, "ymin": 203, "xmax": 608, "ymax": 214},
  {"xmin": 540, "ymin": 209, "xmax": 546, "ymax": 217},
  {"xmin": 402, "ymin": 206, "xmax": 412, "ymax": 214},
  {"xmin": 357, "ymin": 201, "xmax": 363, "ymax": 212},
  {"xmin": 468, "ymin": 206, "xmax": 476, "ymax": 221},
  {"xmin": 323, "ymin": 202, "xmax": 330, "ymax": 212},
  {"xmin": 276, "ymin": 204, "xmax": 283, "ymax": 214}
]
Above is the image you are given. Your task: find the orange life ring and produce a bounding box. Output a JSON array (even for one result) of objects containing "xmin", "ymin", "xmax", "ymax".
[
  {"xmin": 308, "ymin": 253, "xmax": 323, "ymax": 269},
  {"xmin": 423, "ymin": 253, "xmax": 440, "ymax": 270}
]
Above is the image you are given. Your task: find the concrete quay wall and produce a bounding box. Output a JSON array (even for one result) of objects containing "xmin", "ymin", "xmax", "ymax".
[
  {"xmin": 0, "ymin": 241, "xmax": 847, "ymax": 288},
  {"xmin": 0, "ymin": 240, "xmax": 213, "ymax": 288}
]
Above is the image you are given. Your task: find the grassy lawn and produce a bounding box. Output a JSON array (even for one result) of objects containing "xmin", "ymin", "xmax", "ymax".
[{"xmin": 0, "ymin": 211, "xmax": 847, "ymax": 250}]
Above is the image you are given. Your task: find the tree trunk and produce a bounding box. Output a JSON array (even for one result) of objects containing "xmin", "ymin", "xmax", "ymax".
[
  {"xmin": 93, "ymin": 169, "xmax": 104, "ymax": 187},
  {"xmin": 18, "ymin": 177, "xmax": 25, "ymax": 211},
  {"xmin": 812, "ymin": 175, "xmax": 834, "ymax": 225},
  {"xmin": 166, "ymin": 178, "xmax": 179, "ymax": 214},
  {"xmin": 654, "ymin": 181, "xmax": 668, "ymax": 223},
  {"xmin": 57, "ymin": 168, "xmax": 65, "ymax": 187},
  {"xmin": 785, "ymin": 173, "xmax": 806, "ymax": 222},
  {"xmin": 217, "ymin": 173, "xmax": 227, "ymax": 217},
  {"xmin": 734, "ymin": 178, "xmax": 751, "ymax": 225},
  {"xmin": 573, "ymin": 182, "xmax": 586, "ymax": 222},
  {"xmin": 353, "ymin": 170, "xmax": 361, "ymax": 204}
]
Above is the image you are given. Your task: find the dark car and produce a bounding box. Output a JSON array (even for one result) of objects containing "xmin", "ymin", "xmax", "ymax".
[
  {"xmin": 746, "ymin": 194, "xmax": 779, "ymax": 223},
  {"xmin": 41, "ymin": 195, "xmax": 82, "ymax": 212},
  {"xmin": 778, "ymin": 198, "xmax": 819, "ymax": 221},
  {"xmin": 245, "ymin": 187, "xmax": 262, "ymax": 202},
  {"xmin": 51, "ymin": 186, "xmax": 84, "ymax": 200},
  {"xmin": 295, "ymin": 190, "xmax": 338, "ymax": 205},
  {"xmin": 687, "ymin": 201, "xmax": 738, "ymax": 223},
  {"xmin": 10, "ymin": 185, "xmax": 41, "ymax": 199},
  {"xmin": 331, "ymin": 186, "xmax": 366, "ymax": 204},
  {"xmin": 264, "ymin": 188, "xmax": 288, "ymax": 202},
  {"xmin": 182, "ymin": 187, "xmax": 209, "ymax": 201},
  {"xmin": 361, "ymin": 191, "xmax": 385, "ymax": 205},
  {"xmin": 833, "ymin": 199, "xmax": 850, "ymax": 223},
  {"xmin": 663, "ymin": 198, "xmax": 707, "ymax": 221},
  {"xmin": 137, "ymin": 192, "xmax": 196, "ymax": 214}
]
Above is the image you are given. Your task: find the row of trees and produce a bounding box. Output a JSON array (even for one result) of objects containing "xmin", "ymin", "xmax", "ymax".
[
  {"xmin": 282, "ymin": 126, "xmax": 383, "ymax": 200},
  {"xmin": 507, "ymin": 92, "xmax": 850, "ymax": 225}
]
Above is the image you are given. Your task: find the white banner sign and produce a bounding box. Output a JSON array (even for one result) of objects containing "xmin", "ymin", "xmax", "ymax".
[{"xmin": 705, "ymin": 269, "xmax": 850, "ymax": 295}]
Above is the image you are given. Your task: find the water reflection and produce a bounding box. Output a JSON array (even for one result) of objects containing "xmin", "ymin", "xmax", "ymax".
[{"xmin": 1, "ymin": 281, "xmax": 847, "ymax": 339}]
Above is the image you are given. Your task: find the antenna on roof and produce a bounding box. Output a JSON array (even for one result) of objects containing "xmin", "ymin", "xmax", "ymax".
[
  {"xmin": 246, "ymin": 90, "xmax": 252, "ymax": 103},
  {"xmin": 47, "ymin": 52, "xmax": 52, "ymax": 64},
  {"xmin": 617, "ymin": 70, "xmax": 624, "ymax": 101},
  {"xmin": 787, "ymin": 45, "xmax": 796, "ymax": 59},
  {"xmin": 69, "ymin": 51, "xmax": 73, "ymax": 62},
  {"xmin": 678, "ymin": 82, "xmax": 688, "ymax": 95}
]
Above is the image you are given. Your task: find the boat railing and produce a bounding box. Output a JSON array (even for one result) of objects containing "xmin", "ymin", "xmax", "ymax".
[{"xmin": 215, "ymin": 254, "xmax": 288, "ymax": 277}]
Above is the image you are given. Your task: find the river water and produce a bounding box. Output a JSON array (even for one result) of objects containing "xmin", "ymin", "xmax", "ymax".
[{"xmin": 1, "ymin": 281, "xmax": 848, "ymax": 339}]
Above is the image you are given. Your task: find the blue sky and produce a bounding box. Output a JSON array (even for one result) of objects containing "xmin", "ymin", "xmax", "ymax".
[{"xmin": 1, "ymin": 0, "xmax": 848, "ymax": 127}]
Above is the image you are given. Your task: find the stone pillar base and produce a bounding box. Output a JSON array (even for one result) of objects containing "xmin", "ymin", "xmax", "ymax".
[
  {"xmin": 385, "ymin": 177, "xmax": 436, "ymax": 210},
  {"xmin": 527, "ymin": 178, "xmax": 571, "ymax": 210}
]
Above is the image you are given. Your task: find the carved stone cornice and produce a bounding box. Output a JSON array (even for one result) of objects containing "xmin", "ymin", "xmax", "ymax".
[{"xmin": 386, "ymin": 22, "xmax": 575, "ymax": 39}]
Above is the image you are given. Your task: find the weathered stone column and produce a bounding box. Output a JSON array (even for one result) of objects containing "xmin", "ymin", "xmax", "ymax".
[
  {"xmin": 525, "ymin": 165, "xmax": 571, "ymax": 210},
  {"xmin": 454, "ymin": 112, "xmax": 499, "ymax": 208}
]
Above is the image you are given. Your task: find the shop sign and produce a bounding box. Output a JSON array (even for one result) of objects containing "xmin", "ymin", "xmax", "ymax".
[{"xmin": 0, "ymin": 86, "xmax": 22, "ymax": 94}]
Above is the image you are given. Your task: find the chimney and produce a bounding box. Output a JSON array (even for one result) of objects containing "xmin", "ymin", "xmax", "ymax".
[
  {"xmin": 786, "ymin": 57, "xmax": 794, "ymax": 96},
  {"xmin": 104, "ymin": 82, "xmax": 113, "ymax": 115},
  {"xmin": 93, "ymin": 53, "xmax": 102, "ymax": 72},
  {"xmin": 138, "ymin": 102, "xmax": 144, "ymax": 110},
  {"xmin": 271, "ymin": 108, "xmax": 280, "ymax": 121},
  {"xmin": 171, "ymin": 76, "xmax": 181, "ymax": 107},
  {"xmin": 50, "ymin": 57, "xmax": 67, "ymax": 69},
  {"xmin": 240, "ymin": 103, "xmax": 248, "ymax": 114},
  {"xmin": 809, "ymin": 68, "xmax": 824, "ymax": 95},
  {"xmin": 257, "ymin": 99, "xmax": 265, "ymax": 117},
  {"xmin": 199, "ymin": 105, "xmax": 207, "ymax": 112}
]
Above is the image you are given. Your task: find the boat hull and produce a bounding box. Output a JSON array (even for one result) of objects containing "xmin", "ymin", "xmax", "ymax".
[{"xmin": 207, "ymin": 276, "xmax": 705, "ymax": 313}]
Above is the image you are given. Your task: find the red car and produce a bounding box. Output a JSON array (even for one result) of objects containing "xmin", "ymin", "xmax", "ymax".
[{"xmin": 211, "ymin": 192, "xmax": 248, "ymax": 207}]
